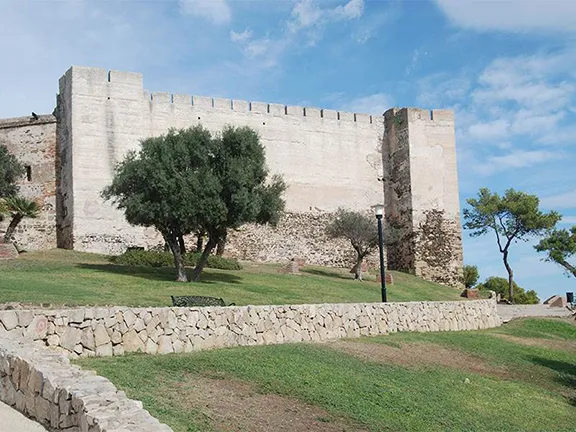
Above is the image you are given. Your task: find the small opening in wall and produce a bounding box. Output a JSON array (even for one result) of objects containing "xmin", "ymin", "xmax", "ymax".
[
  {"xmin": 262, "ymin": 122, "xmax": 266, "ymax": 125},
  {"xmin": 25, "ymin": 166, "xmax": 32, "ymax": 182},
  {"xmin": 198, "ymin": 116, "xmax": 201, "ymax": 120}
]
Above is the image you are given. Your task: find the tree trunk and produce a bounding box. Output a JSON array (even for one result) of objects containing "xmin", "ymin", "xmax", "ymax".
[
  {"xmin": 195, "ymin": 232, "xmax": 204, "ymax": 252},
  {"xmin": 191, "ymin": 236, "xmax": 217, "ymax": 282},
  {"xmin": 178, "ymin": 233, "xmax": 186, "ymax": 255},
  {"xmin": 502, "ymin": 250, "xmax": 514, "ymax": 303},
  {"xmin": 216, "ymin": 230, "xmax": 227, "ymax": 256},
  {"xmin": 3, "ymin": 213, "xmax": 23, "ymax": 243},
  {"xmin": 354, "ymin": 253, "xmax": 364, "ymax": 281},
  {"xmin": 558, "ymin": 259, "xmax": 576, "ymax": 278},
  {"xmin": 165, "ymin": 232, "xmax": 188, "ymax": 282}
]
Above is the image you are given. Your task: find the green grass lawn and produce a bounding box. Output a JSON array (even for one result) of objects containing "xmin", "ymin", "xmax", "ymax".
[
  {"xmin": 77, "ymin": 318, "xmax": 576, "ymax": 432},
  {"xmin": 0, "ymin": 249, "xmax": 462, "ymax": 306}
]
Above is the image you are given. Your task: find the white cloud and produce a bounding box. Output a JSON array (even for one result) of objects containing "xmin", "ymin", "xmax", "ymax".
[
  {"xmin": 231, "ymin": 0, "xmax": 367, "ymax": 68},
  {"xmin": 180, "ymin": 0, "xmax": 231, "ymax": 25},
  {"xmin": 475, "ymin": 150, "xmax": 563, "ymax": 176},
  {"xmin": 541, "ymin": 190, "xmax": 576, "ymax": 209},
  {"xmin": 468, "ymin": 119, "xmax": 509, "ymax": 141},
  {"xmin": 559, "ymin": 216, "xmax": 576, "ymax": 224},
  {"xmin": 333, "ymin": 0, "xmax": 364, "ymax": 20},
  {"xmin": 416, "ymin": 73, "xmax": 471, "ymax": 106},
  {"xmin": 288, "ymin": 0, "xmax": 365, "ymax": 37},
  {"xmin": 343, "ymin": 93, "xmax": 394, "ymax": 115},
  {"xmin": 435, "ymin": 0, "xmax": 576, "ymax": 34},
  {"xmin": 230, "ymin": 28, "xmax": 252, "ymax": 43},
  {"xmin": 289, "ymin": 0, "xmax": 323, "ymax": 31}
]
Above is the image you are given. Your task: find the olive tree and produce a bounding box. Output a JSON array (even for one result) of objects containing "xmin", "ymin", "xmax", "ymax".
[
  {"xmin": 326, "ymin": 209, "xmax": 378, "ymax": 280},
  {"xmin": 103, "ymin": 125, "xmax": 286, "ymax": 282},
  {"xmin": 463, "ymin": 188, "xmax": 560, "ymax": 303}
]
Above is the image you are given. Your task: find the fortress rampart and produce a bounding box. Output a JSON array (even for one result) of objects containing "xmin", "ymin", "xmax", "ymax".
[{"xmin": 0, "ymin": 65, "xmax": 463, "ymax": 287}]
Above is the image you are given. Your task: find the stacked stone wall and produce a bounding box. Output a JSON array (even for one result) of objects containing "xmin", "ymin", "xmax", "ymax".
[
  {"xmin": 0, "ymin": 300, "xmax": 501, "ymax": 358},
  {"xmin": 0, "ymin": 332, "xmax": 172, "ymax": 431},
  {"xmin": 0, "ymin": 115, "xmax": 57, "ymax": 250}
]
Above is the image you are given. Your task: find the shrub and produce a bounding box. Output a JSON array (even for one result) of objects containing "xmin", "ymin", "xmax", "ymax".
[
  {"xmin": 476, "ymin": 276, "xmax": 539, "ymax": 304},
  {"xmin": 463, "ymin": 265, "xmax": 479, "ymax": 289},
  {"xmin": 110, "ymin": 249, "xmax": 242, "ymax": 270}
]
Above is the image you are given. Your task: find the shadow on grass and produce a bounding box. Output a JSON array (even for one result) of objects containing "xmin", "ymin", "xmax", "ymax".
[
  {"xmin": 301, "ymin": 268, "xmax": 355, "ymax": 281},
  {"xmin": 529, "ymin": 356, "xmax": 576, "ymax": 402},
  {"xmin": 76, "ymin": 263, "xmax": 243, "ymax": 285}
]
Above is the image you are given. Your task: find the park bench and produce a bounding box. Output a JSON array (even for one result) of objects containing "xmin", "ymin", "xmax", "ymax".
[{"xmin": 170, "ymin": 295, "xmax": 236, "ymax": 307}]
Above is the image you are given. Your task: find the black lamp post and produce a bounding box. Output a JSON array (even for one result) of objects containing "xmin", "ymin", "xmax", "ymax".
[{"xmin": 373, "ymin": 204, "xmax": 387, "ymax": 302}]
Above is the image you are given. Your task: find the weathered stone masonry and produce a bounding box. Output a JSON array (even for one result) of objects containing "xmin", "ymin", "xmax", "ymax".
[
  {"xmin": 0, "ymin": 65, "xmax": 464, "ymax": 286},
  {"xmin": 0, "ymin": 115, "xmax": 57, "ymax": 251},
  {"xmin": 0, "ymin": 299, "xmax": 500, "ymax": 431},
  {"xmin": 0, "ymin": 300, "xmax": 501, "ymax": 358},
  {"xmin": 0, "ymin": 333, "xmax": 173, "ymax": 431}
]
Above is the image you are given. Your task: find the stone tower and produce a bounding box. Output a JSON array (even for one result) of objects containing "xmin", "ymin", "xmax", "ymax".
[{"xmin": 382, "ymin": 108, "xmax": 463, "ymax": 287}]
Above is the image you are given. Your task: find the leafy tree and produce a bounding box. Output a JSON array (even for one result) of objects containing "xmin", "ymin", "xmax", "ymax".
[
  {"xmin": 326, "ymin": 209, "xmax": 378, "ymax": 280},
  {"xmin": 1, "ymin": 196, "xmax": 40, "ymax": 243},
  {"xmin": 463, "ymin": 264, "xmax": 479, "ymax": 289},
  {"xmin": 103, "ymin": 125, "xmax": 286, "ymax": 282},
  {"xmin": 535, "ymin": 226, "xmax": 576, "ymax": 278},
  {"xmin": 0, "ymin": 144, "xmax": 23, "ymax": 198},
  {"xmin": 189, "ymin": 126, "xmax": 286, "ymax": 281},
  {"xmin": 476, "ymin": 276, "xmax": 540, "ymax": 304},
  {"xmin": 463, "ymin": 188, "xmax": 560, "ymax": 303}
]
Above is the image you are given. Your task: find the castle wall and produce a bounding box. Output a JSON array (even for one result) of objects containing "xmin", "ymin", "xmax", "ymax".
[
  {"xmin": 0, "ymin": 116, "xmax": 57, "ymax": 250},
  {"xmin": 383, "ymin": 108, "xmax": 463, "ymax": 287},
  {"xmin": 0, "ymin": 65, "xmax": 464, "ymax": 286},
  {"xmin": 58, "ymin": 66, "xmax": 384, "ymax": 258}
]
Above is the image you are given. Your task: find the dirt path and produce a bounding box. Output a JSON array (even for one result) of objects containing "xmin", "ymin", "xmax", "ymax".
[
  {"xmin": 328, "ymin": 340, "xmax": 511, "ymax": 378},
  {"xmin": 168, "ymin": 374, "xmax": 367, "ymax": 432},
  {"xmin": 493, "ymin": 333, "xmax": 576, "ymax": 351}
]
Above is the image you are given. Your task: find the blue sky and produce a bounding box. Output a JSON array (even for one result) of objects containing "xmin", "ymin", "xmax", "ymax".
[{"xmin": 0, "ymin": 0, "xmax": 574, "ymax": 300}]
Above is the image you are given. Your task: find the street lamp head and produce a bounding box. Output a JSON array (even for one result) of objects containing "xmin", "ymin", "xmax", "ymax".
[{"xmin": 372, "ymin": 204, "xmax": 384, "ymax": 218}]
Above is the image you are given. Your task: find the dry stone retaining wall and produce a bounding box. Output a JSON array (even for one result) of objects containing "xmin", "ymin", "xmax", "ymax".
[
  {"xmin": 0, "ymin": 332, "xmax": 173, "ymax": 431},
  {"xmin": 0, "ymin": 300, "xmax": 501, "ymax": 358}
]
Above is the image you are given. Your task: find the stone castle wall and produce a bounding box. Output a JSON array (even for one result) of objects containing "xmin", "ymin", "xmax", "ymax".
[
  {"xmin": 0, "ymin": 65, "xmax": 464, "ymax": 287},
  {"xmin": 56, "ymin": 66, "xmax": 384, "ymax": 256},
  {"xmin": 0, "ymin": 115, "xmax": 57, "ymax": 251},
  {"xmin": 0, "ymin": 300, "xmax": 501, "ymax": 358}
]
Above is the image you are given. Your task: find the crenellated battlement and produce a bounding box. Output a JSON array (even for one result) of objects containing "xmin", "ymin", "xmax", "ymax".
[
  {"xmin": 0, "ymin": 64, "xmax": 462, "ymax": 288},
  {"xmin": 64, "ymin": 66, "xmax": 380, "ymax": 125},
  {"xmin": 145, "ymin": 92, "xmax": 378, "ymax": 124}
]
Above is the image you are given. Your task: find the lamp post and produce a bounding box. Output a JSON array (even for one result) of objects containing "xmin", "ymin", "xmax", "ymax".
[{"xmin": 373, "ymin": 204, "xmax": 387, "ymax": 303}]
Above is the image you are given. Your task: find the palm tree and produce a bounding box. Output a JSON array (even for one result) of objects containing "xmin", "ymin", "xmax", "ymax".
[{"xmin": 1, "ymin": 196, "xmax": 40, "ymax": 243}]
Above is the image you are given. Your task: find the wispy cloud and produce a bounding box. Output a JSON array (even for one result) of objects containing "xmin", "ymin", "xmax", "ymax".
[
  {"xmin": 435, "ymin": 0, "xmax": 576, "ymax": 34},
  {"xmin": 343, "ymin": 93, "xmax": 394, "ymax": 115},
  {"xmin": 230, "ymin": 0, "xmax": 368, "ymax": 69},
  {"xmin": 180, "ymin": 0, "xmax": 231, "ymax": 25},
  {"xmin": 474, "ymin": 150, "xmax": 563, "ymax": 176},
  {"xmin": 559, "ymin": 216, "xmax": 576, "ymax": 224},
  {"xmin": 541, "ymin": 190, "xmax": 576, "ymax": 210}
]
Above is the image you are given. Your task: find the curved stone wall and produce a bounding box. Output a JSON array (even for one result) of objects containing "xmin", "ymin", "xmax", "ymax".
[{"xmin": 0, "ymin": 332, "xmax": 172, "ymax": 431}]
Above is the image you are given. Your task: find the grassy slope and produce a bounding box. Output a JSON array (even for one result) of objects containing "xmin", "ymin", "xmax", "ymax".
[
  {"xmin": 0, "ymin": 249, "xmax": 462, "ymax": 306},
  {"xmin": 77, "ymin": 319, "xmax": 576, "ymax": 432}
]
